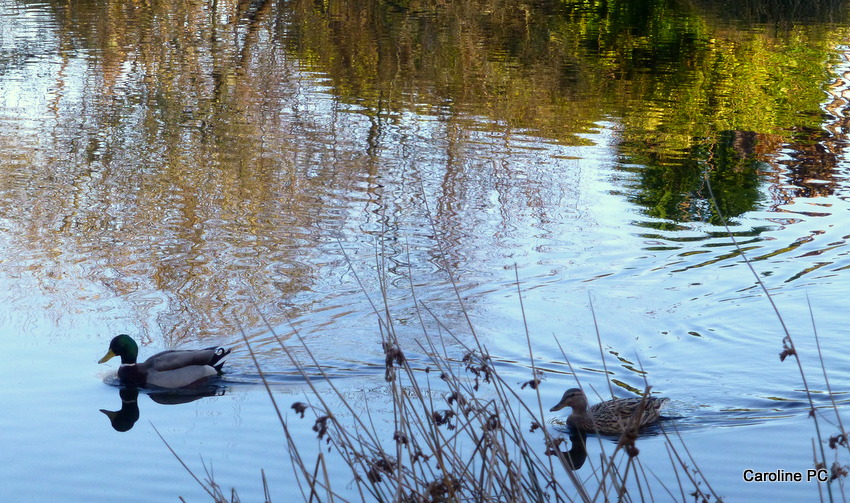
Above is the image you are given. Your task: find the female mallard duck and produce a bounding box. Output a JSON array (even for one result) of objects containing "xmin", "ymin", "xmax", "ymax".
[
  {"xmin": 98, "ymin": 334, "xmax": 231, "ymax": 388},
  {"xmin": 550, "ymin": 388, "xmax": 668, "ymax": 436}
]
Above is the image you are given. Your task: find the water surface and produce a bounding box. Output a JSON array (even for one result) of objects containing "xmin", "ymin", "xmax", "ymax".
[{"xmin": 2, "ymin": 0, "xmax": 850, "ymax": 500}]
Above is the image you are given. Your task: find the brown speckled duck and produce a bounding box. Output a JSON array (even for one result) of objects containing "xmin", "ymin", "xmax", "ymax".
[
  {"xmin": 550, "ymin": 388, "xmax": 668, "ymax": 436},
  {"xmin": 99, "ymin": 334, "xmax": 231, "ymax": 388}
]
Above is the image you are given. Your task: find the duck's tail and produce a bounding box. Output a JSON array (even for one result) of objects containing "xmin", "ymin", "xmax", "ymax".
[{"xmin": 211, "ymin": 347, "xmax": 232, "ymax": 374}]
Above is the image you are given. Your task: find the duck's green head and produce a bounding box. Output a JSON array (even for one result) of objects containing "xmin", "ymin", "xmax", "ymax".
[{"xmin": 99, "ymin": 334, "xmax": 139, "ymax": 365}]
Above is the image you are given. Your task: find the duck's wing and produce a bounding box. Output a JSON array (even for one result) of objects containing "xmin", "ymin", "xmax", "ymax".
[
  {"xmin": 616, "ymin": 397, "xmax": 668, "ymax": 424},
  {"xmin": 144, "ymin": 347, "xmax": 227, "ymax": 372},
  {"xmin": 146, "ymin": 365, "xmax": 219, "ymax": 388}
]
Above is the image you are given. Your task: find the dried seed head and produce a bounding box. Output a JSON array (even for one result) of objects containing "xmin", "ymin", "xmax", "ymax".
[
  {"xmin": 521, "ymin": 378, "xmax": 541, "ymax": 390},
  {"xmin": 544, "ymin": 436, "xmax": 565, "ymax": 456},
  {"xmin": 366, "ymin": 456, "xmax": 396, "ymax": 483},
  {"xmin": 312, "ymin": 415, "xmax": 329, "ymax": 439},
  {"xmin": 431, "ymin": 410, "xmax": 456, "ymax": 429},
  {"xmin": 291, "ymin": 402, "xmax": 308, "ymax": 418},
  {"xmin": 393, "ymin": 431, "xmax": 409, "ymax": 445},
  {"xmin": 779, "ymin": 335, "xmax": 797, "ymax": 362},
  {"xmin": 779, "ymin": 347, "xmax": 796, "ymax": 361},
  {"xmin": 411, "ymin": 449, "xmax": 430, "ymax": 464},
  {"xmin": 447, "ymin": 391, "xmax": 467, "ymax": 407},
  {"xmin": 831, "ymin": 462, "xmax": 849, "ymax": 481},
  {"xmin": 829, "ymin": 433, "xmax": 849, "ymax": 450},
  {"xmin": 427, "ymin": 475, "xmax": 461, "ymax": 500},
  {"xmin": 483, "ymin": 414, "xmax": 501, "ymax": 432},
  {"xmin": 618, "ymin": 430, "xmax": 640, "ymax": 458}
]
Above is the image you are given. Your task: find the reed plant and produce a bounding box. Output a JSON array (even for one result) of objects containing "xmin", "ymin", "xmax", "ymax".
[
  {"xmin": 164, "ymin": 243, "xmax": 720, "ymax": 502},
  {"xmin": 166, "ymin": 177, "xmax": 849, "ymax": 501}
]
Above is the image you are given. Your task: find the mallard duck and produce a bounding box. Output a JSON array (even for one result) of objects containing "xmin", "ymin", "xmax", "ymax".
[
  {"xmin": 550, "ymin": 388, "xmax": 668, "ymax": 436},
  {"xmin": 98, "ymin": 334, "xmax": 231, "ymax": 388}
]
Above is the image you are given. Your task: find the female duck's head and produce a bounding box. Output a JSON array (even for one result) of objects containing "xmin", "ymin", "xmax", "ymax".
[{"xmin": 550, "ymin": 388, "xmax": 588, "ymax": 412}]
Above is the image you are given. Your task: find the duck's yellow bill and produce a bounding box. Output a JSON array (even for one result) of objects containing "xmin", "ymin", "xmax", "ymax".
[{"xmin": 99, "ymin": 349, "xmax": 116, "ymax": 364}]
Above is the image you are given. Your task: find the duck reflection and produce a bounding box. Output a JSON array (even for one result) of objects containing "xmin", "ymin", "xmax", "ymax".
[
  {"xmin": 100, "ymin": 385, "xmax": 226, "ymax": 432},
  {"xmin": 561, "ymin": 431, "xmax": 588, "ymax": 470},
  {"xmin": 100, "ymin": 388, "xmax": 141, "ymax": 432}
]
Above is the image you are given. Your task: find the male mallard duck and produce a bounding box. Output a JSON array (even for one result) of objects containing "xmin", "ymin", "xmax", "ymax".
[
  {"xmin": 550, "ymin": 388, "xmax": 668, "ymax": 436},
  {"xmin": 99, "ymin": 334, "xmax": 231, "ymax": 388}
]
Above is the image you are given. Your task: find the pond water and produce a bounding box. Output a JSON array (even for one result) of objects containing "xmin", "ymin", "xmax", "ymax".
[{"xmin": 2, "ymin": 0, "xmax": 850, "ymax": 500}]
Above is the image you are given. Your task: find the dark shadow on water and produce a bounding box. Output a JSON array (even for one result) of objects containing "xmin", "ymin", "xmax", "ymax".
[
  {"xmin": 563, "ymin": 431, "xmax": 588, "ymax": 470},
  {"xmin": 100, "ymin": 388, "xmax": 141, "ymax": 432},
  {"xmin": 98, "ymin": 361, "xmax": 395, "ymax": 432},
  {"xmin": 550, "ymin": 416, "xmax": 677, "ymax": 440},
  {"xmin": 99, "ymin": 379, "xmax": 228, "ymax": 432},
  {"xmin": 98, "ymin": 364, "xmax": 359, "ymax": 432}
]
